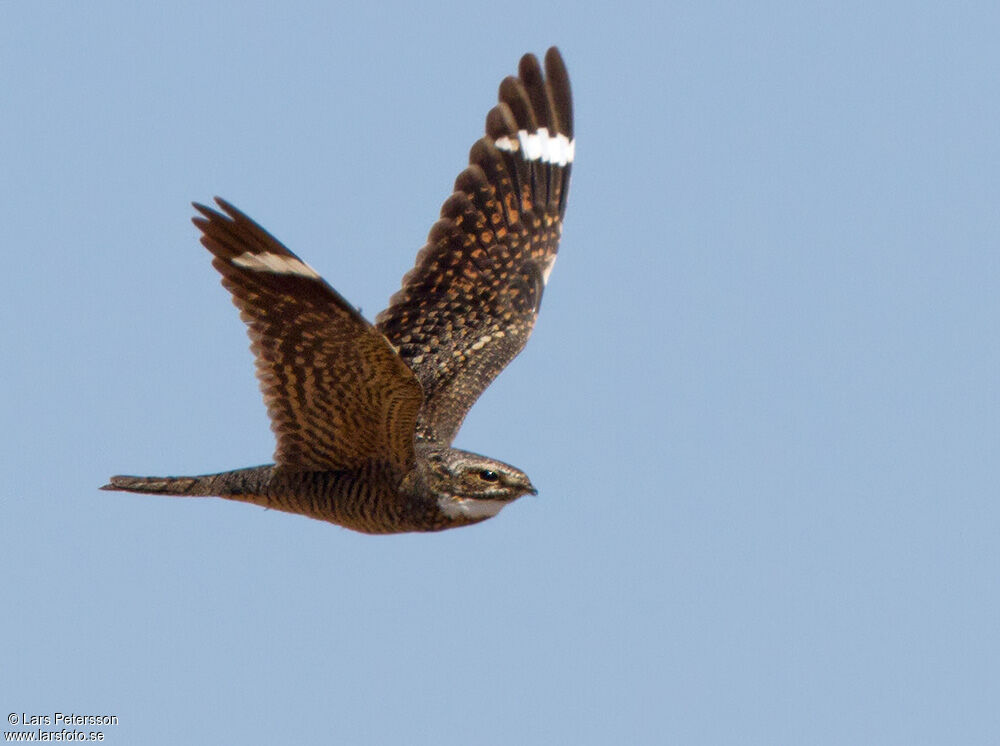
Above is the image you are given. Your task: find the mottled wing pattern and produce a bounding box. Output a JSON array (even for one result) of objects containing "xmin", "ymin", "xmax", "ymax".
[
  {"xmin": 376, "ymin": 47, "xmax": 574, "ymax": 445},
  {"xmin": 193, "ymin": 199, "xmax": 423, "ymax": 471}
]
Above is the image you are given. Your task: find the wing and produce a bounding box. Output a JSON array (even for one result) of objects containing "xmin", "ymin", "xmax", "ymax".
[
  {"xmin": 193, "ymin": 198, "xmax": 423, "ymax": 472},
  {"xmin": 375, "ymin": 47, "xmax": 574, "ymax": 445}
]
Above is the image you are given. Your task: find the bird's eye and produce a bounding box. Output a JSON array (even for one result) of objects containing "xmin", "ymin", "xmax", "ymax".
[{"xmin": 478, "ymin": 470, "xmax": 500, "ymax": 482}]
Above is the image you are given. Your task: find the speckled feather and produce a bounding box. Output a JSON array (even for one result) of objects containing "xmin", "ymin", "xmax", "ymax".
[
  {"xmin": 193, "ymin": 199, "xmax": 423, "ymax": 472},
  {"xmin": 376, "ymin": 48, "xmax": 573, "ymax": 444}
]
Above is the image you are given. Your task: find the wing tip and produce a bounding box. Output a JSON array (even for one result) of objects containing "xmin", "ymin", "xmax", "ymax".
[{"xmin": 543, "ymin": 47, "xmax": 573, "ymax": 139}]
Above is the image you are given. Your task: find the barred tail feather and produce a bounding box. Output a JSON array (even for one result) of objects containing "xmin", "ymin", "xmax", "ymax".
[
  {"xmin": 100, "ymin": 475, "xmax": 217, "ymax": 496},
  {"xmin": 100, "ymin": 466, "xmax": 273, "ymax": 497}
]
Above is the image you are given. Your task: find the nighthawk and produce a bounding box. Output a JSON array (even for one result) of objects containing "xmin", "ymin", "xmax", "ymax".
[{"xmin": 103, "ymin": 48, "xmax": 573, "ymax": 534}]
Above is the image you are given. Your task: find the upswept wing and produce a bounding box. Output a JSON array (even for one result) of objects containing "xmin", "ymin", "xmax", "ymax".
[
  {"xmin": 193, "ymin": 199, "xmax": 423, "ymax": 471},
  {"xmin": 376, "ymin": 47, "xmax": 574, "ymax": 445}
]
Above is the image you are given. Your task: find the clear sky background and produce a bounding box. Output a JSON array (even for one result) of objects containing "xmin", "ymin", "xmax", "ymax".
[{"xmin": 3, "ymin": 2, "xmax": 999, "ymax": 744}]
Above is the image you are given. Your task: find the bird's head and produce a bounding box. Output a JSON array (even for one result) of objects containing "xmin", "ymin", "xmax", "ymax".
[{"xmin": 409, "ymin": 445, "xmax": 537, "ymax": 522}]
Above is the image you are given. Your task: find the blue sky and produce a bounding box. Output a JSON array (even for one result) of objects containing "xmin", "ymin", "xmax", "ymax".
[{"xmin": 3, "ymin": 2, "xmax": 999, "ymax": 744}]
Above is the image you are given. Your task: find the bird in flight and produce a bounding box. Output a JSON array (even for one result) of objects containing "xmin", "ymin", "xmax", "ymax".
[{"xmin": 103, "ymin": 48, "xmax": 574, "ymax": 534}]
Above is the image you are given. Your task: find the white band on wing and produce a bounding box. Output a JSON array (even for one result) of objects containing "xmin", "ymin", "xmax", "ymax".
[
  {"xmin": 494, "ymin": 127, "xmax": 575, "ymax": 167},
  {"xmin": 232, "ymin": 252, "xmax": 321, "ymax": 279}
]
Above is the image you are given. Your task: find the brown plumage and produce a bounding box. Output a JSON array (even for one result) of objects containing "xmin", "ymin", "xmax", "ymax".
[{"xmin": 103, "ymin": 48, "xmax": 573, "ymax": 533}]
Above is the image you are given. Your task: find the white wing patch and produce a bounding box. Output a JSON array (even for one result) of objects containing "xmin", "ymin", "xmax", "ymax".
[
  {"xmin": 232, "ymin": 252, "xmax": 320, "ymax": 279},
  {"xmin": 495, "ymin": 127, "xmax": 575, "ymax": 167}
]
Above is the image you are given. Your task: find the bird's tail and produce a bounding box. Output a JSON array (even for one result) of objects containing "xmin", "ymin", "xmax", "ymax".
[
  {"xmin": 100, "ymin": 474, "xmax": 217, "ymax": 496},
  {"xmin": 101, "ymin": 466, "xmax": 274, "ymax": 497}
]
